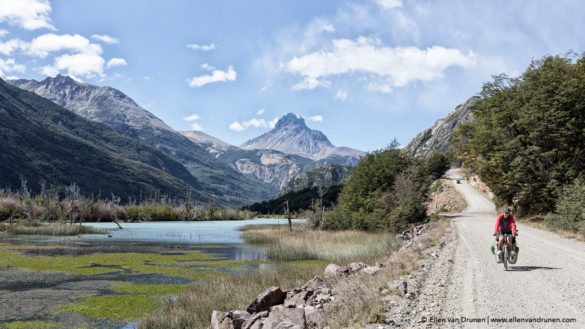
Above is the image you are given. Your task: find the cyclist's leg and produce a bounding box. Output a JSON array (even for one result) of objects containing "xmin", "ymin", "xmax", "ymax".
[{"xmin": 497, "ymin": 235, "xmax": 505, "ymax": 251}]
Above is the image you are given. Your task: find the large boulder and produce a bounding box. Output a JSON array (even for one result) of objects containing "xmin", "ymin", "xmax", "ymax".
[
  {"xmin": 284, "ymin": 289, "xmax": 312, "ymax": 308},
  {"xmin": 247, "ymin": 287, "xmax": 287, "ymax": 314},
  {"xmin": 304, "ymin": 306, "xmax": 327, "ymax": 328},
  {"xmin": 242, "ymin": 311, "xmax": 269, "ymax": 329},
  {"xmin": 360, "ymin": 266, "xmax": 381, "ymax": 275},
  {"xmin": 211, "ymin": 310, "xmax": 235, "ymax": 329},
  {"xmin": 323, "ymin": 264, "xmax": 349, "ymax": 277},
  {"xmin": 262, "ymin": 307, "xmax": 306, "ymax": 329},
  {"xmin": 348, "ymin": 262, "xmax": 367, "ymax": 272},
  {"xmin": 230, "ymin": 310, "xmax": 252, "ymax": 329}
]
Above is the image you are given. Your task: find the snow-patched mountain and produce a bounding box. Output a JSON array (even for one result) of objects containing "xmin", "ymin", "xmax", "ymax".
[
  {"xmin": 241, "ymin": 113, "xmax": 364, "ymax": 165},
  {"xmin": 11, "ymin": 75, "xmax": 276, "ymax": 205},
  {"xmin": 181, "ymin": 131, "xmax": 237, "ymax": 158},
  {"xmin": 11, "ymin": 75, "xmax": 173, "ymax": 134},
  {"xmin": 181, "ymin": 131, "xmax": 315, "ymax": 190}
]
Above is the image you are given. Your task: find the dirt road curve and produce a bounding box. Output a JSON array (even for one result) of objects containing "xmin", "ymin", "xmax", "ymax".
[{"xmin": 434, "ymin": 169, "xmax": 585, "ymax": 328}]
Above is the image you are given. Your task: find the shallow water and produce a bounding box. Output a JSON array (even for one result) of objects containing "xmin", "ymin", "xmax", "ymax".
[
  {"xmin": 0, "ymin": 218, "xmax": 300, "ymax": 328},
  {"xmin": 3, "ymin": 218, "xmax": 301, "ymax": 246},
  {"xmin": 82, "ymin": 218, "xmax": 300, "ymax": 244}
]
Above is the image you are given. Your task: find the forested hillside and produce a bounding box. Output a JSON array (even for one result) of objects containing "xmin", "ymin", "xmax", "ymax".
[
  {"xmin": 454, "ymin": 54, "xmax": 585, "ymax": 216},
  {"xmin": 324, "ymin": 144, "xmax": 449, "ymax": 232}
]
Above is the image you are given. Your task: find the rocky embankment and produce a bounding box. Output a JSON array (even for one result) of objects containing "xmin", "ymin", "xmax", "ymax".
[
  {"xmin": 210, "ymin": 222, "xmax": 451, "ymax": 329},
  {"xmin": 427, "ymin": 179, "xmax": 468, "ymax": 215}
]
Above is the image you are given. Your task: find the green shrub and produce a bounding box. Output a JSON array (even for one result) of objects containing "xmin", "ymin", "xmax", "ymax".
[{"xmin": 545, "ymin": 178, "xmax": 585, "ymax": 236}]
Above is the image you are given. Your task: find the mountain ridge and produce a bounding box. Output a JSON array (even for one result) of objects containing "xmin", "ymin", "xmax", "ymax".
[
  {"xmin": 0, "ymin": 77, "xmax": 209, "ymax": 202},
  {"xmin": 10, "ymin": 75, "xmax": 276, "ymax": 205},
  {"xmin": 241, "ymin": 113, "xmax": 364, "ymax": 164},
  {"xmin": 404, "ymin": 96, "xmax": 480, "ymax": 158}
]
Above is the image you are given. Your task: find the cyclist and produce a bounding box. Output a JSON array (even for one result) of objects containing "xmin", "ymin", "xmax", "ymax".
[{"xmin": 493, "ymin": 207, "xmax": 517, "ymax": 262}]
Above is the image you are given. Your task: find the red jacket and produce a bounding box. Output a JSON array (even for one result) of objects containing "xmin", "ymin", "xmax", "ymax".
[{"xmin": 494, "ymin": 214, "xmax": 517, "ymax": 236}]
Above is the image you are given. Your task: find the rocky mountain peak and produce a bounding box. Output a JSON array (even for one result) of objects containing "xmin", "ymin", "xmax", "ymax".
[
  {"xmin": 240, "ymin": 112, "xmax": 363, "ymax": 163},
  {"xmin": 404, "ymin": 96, "xmax": 481, "ymax": 158},
  {"xmin": 275, "ymin": 113, "xmax": 306, "ymax": 129},
  {"xmin": 11, "ymin": 75, "xmax": 172, "ymax": 132}
]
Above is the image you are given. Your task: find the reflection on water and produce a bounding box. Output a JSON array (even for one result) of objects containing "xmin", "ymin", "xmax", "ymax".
[
  {"xmin": 82, "ymin": 218, "xmax": 301, "ymax": 244},
  {"xmin": 1, "ymin": 218, "xmax": 302, "ymax": 262}
]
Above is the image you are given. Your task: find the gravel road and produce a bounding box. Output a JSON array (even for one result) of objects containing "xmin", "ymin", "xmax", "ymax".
[{"xmin": 427, "ymin": 169, "xmax": 585, "ymax": 328}]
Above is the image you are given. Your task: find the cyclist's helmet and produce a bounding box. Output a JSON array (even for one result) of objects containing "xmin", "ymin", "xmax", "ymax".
[{"xmin": 504, "ymin": 207, "xmax": 512, "ymax": 214}]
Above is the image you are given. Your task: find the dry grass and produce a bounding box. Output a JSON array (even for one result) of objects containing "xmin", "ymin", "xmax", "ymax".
[
  {"xmin": 243, "ymin": 229, "xmax": 401, "ymax": 263},
  {"xmin": 138, "ymin": 263, "xmax": 324, "ymax": 329},
  {"xmin": 0, "ymin": 223, "xmax": 104, "ymax": 236},
  {"xmin": 140, "ymin": 221, "xmax": 450, "ymax": 329},
  {"xmin": 324, "ymin": 219, "xmax": 449, "ymax": 328},
  {"xmin": 521, "ymin": 216, "xmax": 584, "ymax": 241}
]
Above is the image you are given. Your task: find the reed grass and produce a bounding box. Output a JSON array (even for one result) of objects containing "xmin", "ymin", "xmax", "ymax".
[
  {"xmin": 138, "ymin": 262, "xmax": 324, "ymax": 329},
  {"xmin": 243, "ymin": 229, "xmax": 401, "ymax": 263},
  {"xmin": 0, "ymin": 223, "xmax": 104, "ymax": 236}
]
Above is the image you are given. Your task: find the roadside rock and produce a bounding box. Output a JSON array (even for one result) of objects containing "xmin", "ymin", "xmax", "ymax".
[
  {"xmin": 241, "ymin": 311, "xmax": 269, "ymax": 329},
  {"xmin": 360, "ymin": 266, "xmax": 381, "ymax": 275},
  {"xmin": 211, "ymin": 310, "xmax": 235, "ymax": 329},
  {"xmin": 348, "ymin": 262, "xmax": 367, "ymax": 272},
  {"xmin": 247, "ymin": 287, "xmax": 287, "ymax": 314},
  {"xmin": 323, "ymin": 264, "xmax": 343, "ymax": 277},
  {"xmin": 230, "ymin": 311, "xmax": 252, "ymax": 329},
  {"xmin": 262, "ymin": 307, "xmax": 305, "ymax": 329},
  {"xmin": 388, "ymin": 280, "xmax": 408, "ymax": 296},
  {"xmin": 304, "ymin": 306, "xmax": 327, "ymax": 328},
  {"xmin": 284, "ymin": 289, "xmax": 312, "ymax": 308}
]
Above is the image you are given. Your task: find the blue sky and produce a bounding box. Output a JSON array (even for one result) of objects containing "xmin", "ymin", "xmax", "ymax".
[{"xmin": 1, "ymin": 0, "xmax": 584, "ymax": 152}]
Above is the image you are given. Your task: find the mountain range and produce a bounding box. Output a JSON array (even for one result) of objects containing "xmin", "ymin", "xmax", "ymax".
[
  {"xmin": 8, "ymin": 75, "xmax": 365, "ymax": 204},
  {"xmin": 0, "ymin": 78, "xmax": 209, "ymax": 202},
  {"xmin": 181, "ymin": 115, "xmax": 364, "ymax": 190}
]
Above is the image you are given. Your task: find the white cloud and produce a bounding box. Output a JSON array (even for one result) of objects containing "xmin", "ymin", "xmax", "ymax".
[
  {"xmin": 186, "ymin": 43, "xmax": 216, "ymax": 51},
  {"xmin": 228, "ymin": 121, "xmax": 245, "ymax": 132},
  {"xmin": 187, "ymin": 65, "xmax": 237, "ymax": 88},
  {"xmin": 42, "ymin": 52, "xmax": 106, "ymax": 78},
  {"xmin": 106, "ymin": 57, "xmax": 127, "ymax": 68},
  {"xmin": 256, "ymin": 108, "xmax": 265, "ymax": 115},
  {"xmin": 322, "ymin": 24, "xmax": 335, "ymax": 33},
  {"xmin": 375, "ymin": 0, "xmax": 403, "ymax": 10},
  {"xmin": 143, "ymin": 76, "xmax": 152, "ymax": 81},
  {"xmin": 183, "ymin": 113, "xmax": 201, "ymax": 122},
  {"xmin": 0, "ymin": 0, "xmax": 54, "ymax": 30},
  {"xmin": 0, "ymin": 39, "xmax": 26, "ymax": 55},
  {"xmin": 0, "ymin": 29, "xmax": 8, "ymax": 37},
  {"xmin": 91, "ymin": 34, "xmax": 119, "ymax": 44},
  {"xmin": 183, "ymin": 113, "xmax": 203, "ymax": 131},
  {"xmin": 27, "ymin": 33, "xmax": 102, "ymax": 58},
  {"xmin": 306, "ymin": 115, "xmax": 324, "ymax": 123},
  {"xmin": 335, "ymin": 90, "xmax": 348, "ymax": 101},
  {"xmin": 0, "ymin": 57, "xmax": 26, "ymax": 77},
  {"xmin": 189, "ymin": 122, "xmax": 204, "ymax": 131},
  {"xmin": 291, "ymin": 77, "xmax": 331, "ymax": 91},
  {"xmin": 286, "ymin": 37, "xmax": 476, "ymax": 92},
  {"xmin": 229, "ymin": 117, "xmax": 278, "ymax": 132}
]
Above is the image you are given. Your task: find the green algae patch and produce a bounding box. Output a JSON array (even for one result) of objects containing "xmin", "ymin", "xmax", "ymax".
[
  {"xmin": 112, "ymin": 282, "xmax": 189, "ymax": 295},
  {"xmin": 287, "ymin": 259, "xmax": 330, "ymax": 268},
  {"xmin": 58, "ymin": 283, "xmax": 191, "ymax": 322},
  {"xmin": 0, "ymin": 248, "xmax": 228, "ymax": 278},
  {"xmin": 58, "ymin": 295, "xmax": 159, "ymax": 322},
  {"xmin": 1, "ymin": 321, "xmax": 61, "ymax": 329}
]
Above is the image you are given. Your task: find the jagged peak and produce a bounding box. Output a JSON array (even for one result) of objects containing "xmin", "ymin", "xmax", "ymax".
[
  {"xmin": 275, "ymin": 113, "xmax": 306, "ymax": 129},
  {"xmin": 42, "ymin": 74, "xmax": 81, "ymax": 85}
]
